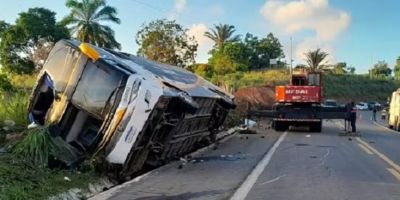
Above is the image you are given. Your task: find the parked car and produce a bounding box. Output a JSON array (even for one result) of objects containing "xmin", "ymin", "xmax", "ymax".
[
  {"xmin": 323, "ymin": 99, "xmax": 338, "ymax": 108},
  {"xmin": 368, "ymin": 101, "xmax": 382, "ymax": 110},
  {"xmin": 356, "ymin": 102, "xmax": 369, "ymax": 110}
]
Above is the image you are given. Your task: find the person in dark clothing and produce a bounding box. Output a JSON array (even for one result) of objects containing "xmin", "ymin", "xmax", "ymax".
[
  {"xmin": 350, "ymin": 102, "xmax": 357, "ymax": 132},
  {"xmin": 345, "ymin": 102, "xmax": 353, "ymax": 132},
  {"xmin": 372, "ymin": 106, "xmax": 377, "ymax": 121}
]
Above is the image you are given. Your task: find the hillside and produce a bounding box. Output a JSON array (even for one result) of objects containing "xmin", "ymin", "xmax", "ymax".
[
  {"xmin": 231, "ymin": 70, "xmax": 399, "ymax": 107},
  {"xmin": 324, "ymin": 74, "xmax": 399, "ymax": 103}
]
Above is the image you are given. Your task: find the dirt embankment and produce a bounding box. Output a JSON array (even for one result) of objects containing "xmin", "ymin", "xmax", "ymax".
[{"xmin": 234, "ymin": 86, "xmax": 275, "ymax": 112}]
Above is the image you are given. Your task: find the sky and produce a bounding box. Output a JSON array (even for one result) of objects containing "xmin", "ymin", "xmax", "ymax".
[{"xmin": 0, "ymin": 0, "xmax": 399, "ymax": 73}]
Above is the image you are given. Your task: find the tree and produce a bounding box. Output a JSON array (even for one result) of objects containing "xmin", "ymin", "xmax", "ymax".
[
  {"xmin": 136, "ymin": 19, "xmax": 198, "ymax": 68},
  {"xmin": 333, "ymin": 62, "xmax": 347, "ymax": 74},
  {"xmin": 347, "ymin": 66, "xmax": 356, "ymax": 74},
  {"xmin": 394, "ymin": 57, "xmax": 400, "ymax": 79},
  {"xmin": 0, "ymin": 73, "xmax": 13, "ymax": 92},
  {"xmin": 259, "ymin": 33, "xmax": 284, "ymax": 62},
  {"xmin": 0, "ymin": 8, "xmax": 69, "ymax": 74},
  {"xmin": 370, "ymin": 60, "xmax": 392, "ymax": 78},
  {"xmin": 62, "ymin": 0, "xmax": 121, "ymax": 49},
  {"xmin": 204, "ymin": 24, "xmax": 240, "ymax": 49},
  {"xmin": 208, "ymin": 41, "xmax": 249, "ymax": 75},
  {"xmin": 304, "ymin": 48, "xmax": 328, "ymax": 72},
  {"xmin": 0, "ymin": 21, "xmax": 10, "ymax": 36},
  {"xmin": 193, "ymin": 63, "xmax": 213, "ymax": 79}
]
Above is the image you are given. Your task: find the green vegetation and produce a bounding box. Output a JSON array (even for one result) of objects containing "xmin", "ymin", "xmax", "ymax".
[
  {"xmin": 136, "ymin": 19, "xmax": 198, "ymax": 68},
  {"xmin": 0, "ymin": 153, "xmax": 98, "ymax": 200},
  {"xmin": 324, "ymin": 74, "xmax": 398, "ymax": 102},
  {"xmin": 0, "ymin": 92, "xmax": 30, "ymax": 132},
  {"xmin": 62, "ymin": 0, "xmax": 121, "ymax": 49},
  {"xmin": 204, "ymin": 23, "xmax": 241, "ymax": 49},
  {"xmin": 212, "ymin": 69, "xmax": 396, "ymax": 103},
  {"xmin": 370, "ymin": 60, "xmax": 392, "ymax": 78},
  {"xmin": 0, "ymin": 8, "xmax": 69, "ymax": 74},
  {"xmin": 394, "ymin": 57, "xmax": 400, "ymax": 79},
  {"xmin": 0, "ymin": 126, "xmax": 99, "ymax": 200},
  {"xmin": 0, "ymin": 73, "xmax": 13, "ymax": 92},
  {"xmin": 305, "ymin": 48, "xmax": 329, "ymax": 72},
  {"xmin": 13, "ymin": 127, "xmax": 61, "ymax": 166},
  {"xmin": 0, "ymin": 73, "xmax": 35, "ymax": 134}
]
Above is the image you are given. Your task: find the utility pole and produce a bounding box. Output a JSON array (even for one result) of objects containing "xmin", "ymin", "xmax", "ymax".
[{"xmin": 290, "ymin": 36, "xmax": 293, "ymax": 75}]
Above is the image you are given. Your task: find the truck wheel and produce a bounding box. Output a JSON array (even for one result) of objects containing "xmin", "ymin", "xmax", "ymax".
[
  {"xmin": 274, "ymin": 121, "xmax": 287, "ymax": 132},
  {"xmin": 310, "ymin": 121, "xmax": 322, "ymax": 132}
]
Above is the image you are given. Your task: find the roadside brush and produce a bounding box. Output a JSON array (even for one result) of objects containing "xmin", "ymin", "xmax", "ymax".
[{"xmin": 12, "ymin": 127, "xmax": 66, "ymax": 167}]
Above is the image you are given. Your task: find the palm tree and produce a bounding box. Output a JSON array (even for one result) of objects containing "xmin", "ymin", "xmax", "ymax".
[
  {"xmin": 304, "ymin": 48, "xmax": 328, "ymax": 72},
  {"xmin": 62, "ymin": 0, "xmax": 121, "ymax": 49},
  {"xmin": 204, "ymin": 24, "xmax": 240, "ymax": 49}
]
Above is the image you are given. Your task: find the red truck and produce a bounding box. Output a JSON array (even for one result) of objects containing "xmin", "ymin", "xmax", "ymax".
[{"xmin": 272, "ymin": 72, "xmax": 323, "ymax": 132}]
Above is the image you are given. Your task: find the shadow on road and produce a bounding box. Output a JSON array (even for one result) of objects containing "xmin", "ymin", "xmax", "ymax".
[{"xmin": 133, "ymin": 189, "xmax": 228, "ymax": 200}]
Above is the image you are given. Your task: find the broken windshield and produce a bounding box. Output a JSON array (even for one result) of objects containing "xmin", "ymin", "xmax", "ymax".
[{"xmin": 71, "ymin": 61, "xmax": 127, "ymax": 119}]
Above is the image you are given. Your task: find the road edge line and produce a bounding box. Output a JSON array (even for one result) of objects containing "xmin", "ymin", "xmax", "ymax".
[
  {"xmin": 356, "ymin": 137, "xmax": 400, "ymax": 173},
  {"xmin": 387, "ymin": 168, "xmax": 400, "ymax": 182},
  {"xmin": 357, "ymin": 143, "xmax": 374, "ymax": 155},
  {"xmin": 372, "ymin": 121, "xmax": 400, "ymax": 135},
  {"xmin": 230, "ymin": 131, "xmax": 288, "ymax": 200}
]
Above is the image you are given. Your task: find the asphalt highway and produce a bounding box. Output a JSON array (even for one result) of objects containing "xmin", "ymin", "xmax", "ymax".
[{"xmin": 92, "ymin": 112, "xmax": 400, "ymax": 200}]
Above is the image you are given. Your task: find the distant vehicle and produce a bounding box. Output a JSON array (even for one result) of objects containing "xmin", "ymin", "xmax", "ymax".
[
  {"xmin": 389, "ymin": 90, "xmax": 400, "ymax": 130},
  {"xmin": 356, "ymin": 102, "xmax": 369, "ymax": 110},
  {"xmin": 323, "ymin": 99, "xmax": 338, "ymax": 107},
  {"xmin": 368, "ymin": 101, "xmax": 381, "ymax": 110}
]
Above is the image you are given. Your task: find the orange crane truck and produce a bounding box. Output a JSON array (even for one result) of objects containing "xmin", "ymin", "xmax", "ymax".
[
  {"xmin": 273, "ymin": 72, "xmax": 323, "ymax": 132},
  {"xmin": 248, "ymin": 71, "xmax": 346, "ymax": 132}
]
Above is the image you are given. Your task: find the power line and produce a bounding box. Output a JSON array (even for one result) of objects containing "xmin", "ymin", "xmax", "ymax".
[
  {"xmin": 131, "ymin": 0, "xmax": 169, "ymax": 14},
  {"xmin": 130, "ymin": 0, "xmax": 202, "ymax": 23}
]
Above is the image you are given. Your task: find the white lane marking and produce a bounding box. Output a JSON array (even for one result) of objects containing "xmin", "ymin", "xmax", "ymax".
[
  {"xmin": 259, "ymin": 174, "xmax": 286, "ymax": 185},
  {"xmin": 357, "ymin": 143, "xmax": 374, "ymax": 155},
  {"xmin": 356, "ymin": 137, "xmax": 400, "ymax": 173},
  {"xmin": 230, "ymin": 131, "xmax": 288, "ymax": 200},
  {"xmin": 387, "ymin": 168, "xmax": 400, "ymax": 182}
]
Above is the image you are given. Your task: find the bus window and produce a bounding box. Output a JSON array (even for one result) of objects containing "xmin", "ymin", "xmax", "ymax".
[
  {"xmin": 43, "ymin": 42, "xmax": 80, "ymax": 92},
  {"xmin": 71, "ymin": 61, "xmax": 127, "ymax": 119}
]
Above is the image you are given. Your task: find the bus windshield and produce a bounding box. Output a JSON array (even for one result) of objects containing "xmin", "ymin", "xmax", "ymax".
[{"xmin": 71, "ymin": 61, "xmax": 127, "ymax": 119}]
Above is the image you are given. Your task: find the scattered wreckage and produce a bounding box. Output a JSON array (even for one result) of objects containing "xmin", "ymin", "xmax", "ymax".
[{"xmin": 27, "ymin": 39, "xmax": 235, "ymax": 178}]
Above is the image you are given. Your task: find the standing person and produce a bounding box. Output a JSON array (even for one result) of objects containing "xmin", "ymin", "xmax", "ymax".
[
  {"xmin": 381, "ymin": 108, "xmax": 387, "ymax": 120},
  {"xmin": 345, "ymin": 101, "xmax": 353, "ymax": 132},
  {"xmin": 350, "ymin": 102, "xmax": 357, "ymax": 132},
  {"xmin": 372, "ymin": 106, "xmax": 377, "ymax": 121}
]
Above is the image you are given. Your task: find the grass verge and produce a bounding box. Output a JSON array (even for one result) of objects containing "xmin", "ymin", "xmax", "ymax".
[
  {"xmin": 0, "ymin": 127, "xmax": 100, "ymax": 200},
  {"xmin": 0, "ymin": 153, "xmax": 98, "ymax": 200},
  {"xmin": 0, "ymin": 91, "xmax": 30, "ymax": 130}
]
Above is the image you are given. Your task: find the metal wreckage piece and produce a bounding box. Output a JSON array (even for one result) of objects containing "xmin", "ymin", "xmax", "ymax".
[{"xmin": 27, "ymin": 40, "xmax": 236, "ymax": 178}]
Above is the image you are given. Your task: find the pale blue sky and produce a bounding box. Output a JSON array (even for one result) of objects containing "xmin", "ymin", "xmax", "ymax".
[{"xmin": 1, "ymin": 0, "xmax": 399, "ymax": 73}]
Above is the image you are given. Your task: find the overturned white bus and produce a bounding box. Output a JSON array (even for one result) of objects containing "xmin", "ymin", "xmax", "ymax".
[{"xmin": 27, "ymin": 40, "xmax": 235, "ymax": 177}]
